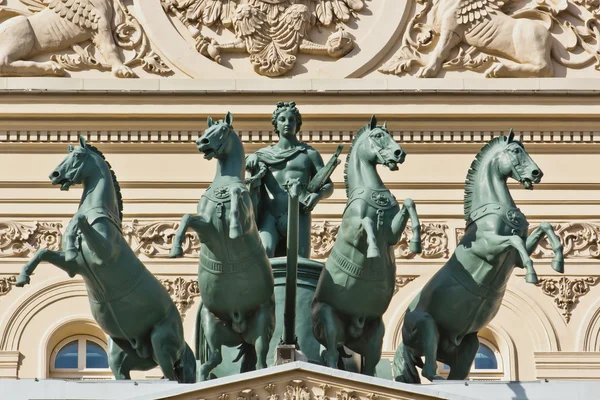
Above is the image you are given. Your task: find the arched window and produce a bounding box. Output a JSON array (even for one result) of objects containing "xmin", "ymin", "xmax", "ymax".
[
  {"xmin": 437, "ymin": 337, "xmax": 504, "ymax": 380},
  {"xmin": 473, "ymin": 342, "xmax": 499, "ymax": 371},
  {"xmin": 50, "ymin": 335, "xmax": 111, "ymax": 380}
]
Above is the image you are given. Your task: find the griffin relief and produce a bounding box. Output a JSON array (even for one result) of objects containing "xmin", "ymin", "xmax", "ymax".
[
  {"xmin": 379, "ymin": 0, "xmax": 600, "ymax": 77},
  {"xmin": 161, "ymin": 0, "xmax": 364, "ymax": 76},
  {"xmin": 0, "ymin": 0, "xmax": 171, "ymax": 77}
]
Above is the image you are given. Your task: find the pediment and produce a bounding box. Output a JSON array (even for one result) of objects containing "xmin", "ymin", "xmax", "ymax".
[{"xmin": 124, "ymin": 362, "xmax": 460, "ymax": 400}]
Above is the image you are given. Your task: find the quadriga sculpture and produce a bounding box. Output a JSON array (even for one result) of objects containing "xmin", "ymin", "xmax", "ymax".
[
  {"xmin": 15, "ymin": 136, "xmax": 196, "ymax": 382},
  {"xmin": 395, "ymin": 130, "xmax": 564, "ymax": 383},
  {"xmin": 312, "ymin": 116, "xmax": 422, "ymax": 376},
  {"xmin": 170, "ymin": 113, "xmax": 275, "ymax": 381}
]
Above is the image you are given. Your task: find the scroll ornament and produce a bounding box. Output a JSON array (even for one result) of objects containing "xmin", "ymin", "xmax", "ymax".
[
  {"xmin": 158, "ymin": 277, "xmax": 200, "ymax": 317},
  {"xmin": 0, "ymin": 221, "xmax": 62, "ymax": 257},
  {"xmin": 537, "ymin": 276, "xmax": 599, "ymax": 323},
  {"xmin": 160, "ymin": 0, "xmax": 363, "ymax": 76},
  {"xmin": 0, "ymin": 0, "xmax": 171, "ymax": 77},
  {"xmin": 379, "ymin": 0, "xmax": 600, "ymax": 78},
  {"xmin": 123, "ymin": 220, "xmax": 200, "ymax": 258}
]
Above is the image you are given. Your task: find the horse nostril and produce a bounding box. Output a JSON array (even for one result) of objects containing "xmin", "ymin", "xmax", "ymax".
[
  {"xmin": 394, "ymin": 149, "xmax": 403, "ymax": 158},
  {"xmin": 532, "ymin": 169, "xmax": 540, "ymax": 176},
  {"xmin": 199, "ymin": 138, "xmax": 209, "ymax": 145},
  {"xmin": 51, "ymin": 171, "xmax": 60, "ymax": 178}
]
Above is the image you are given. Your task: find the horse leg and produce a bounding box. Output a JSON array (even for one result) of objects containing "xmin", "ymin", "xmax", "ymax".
[
  {"xmin": 311, "ymin": 301, "xmax": 345, "ymax": 369},
  {"xmin": 94, "ymin": 15, "xmax": 135, "ymax": 78},
  {"xmin": 391, "ymin": 198, "xmax": 422, "ymax": 253},
  {"xmin": 108, "ymin": 337, "xmax": 156, "ymax": 380},
  {"xmin": 15, "ymin": 249, "xmax": 78, "ymax": 287},
  {"xmin": 347, "ymin": 317, "xmax": 384, "ymax": 376},
  {"xmin": 418, "ymin": 15, "xmax": 462, "ymax": 78},
  {"xmin": 170, "ymin": 214, "xmax": 209, "ymax": 258},
  {"xmin": 441, "ymin": 333, "xmax": 479, "ymax": 380},
  {"xmin": 402, "ymin": 311, "xmax": 442, "ymax": 382},
  {"xmin": 476, "ymin": 232, "xmax": 538, "ymax": 284},
  {"xmin": 362, "ymin": 217, "xmax": 380, "ymax": 258},
  {"xmin": 198, "ymin": 306, "xmax": 237, "ymax": 381},
  {"xmin": 526, "ymin": 222, "xmax": 564, "ymax": 273},
  {"xmin": 245, "ymin": 299, "xmax": 275, "ymax": 369},
  {"xmin": 0, "ymin": 17, "xmax": 65, "ymax": 77}
]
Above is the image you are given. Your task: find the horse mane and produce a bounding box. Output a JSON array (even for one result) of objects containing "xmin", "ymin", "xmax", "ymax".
[
  {"xmin": 343, "ymin": 124, "xmax": 371, "ymax": 198},
  {"xmin": 86, "ymin": 144, "xmax": 124, "ymax": 222},
  {"xmin": 463, "ymin": 136, "xmax": 509, "ymax": 220}
]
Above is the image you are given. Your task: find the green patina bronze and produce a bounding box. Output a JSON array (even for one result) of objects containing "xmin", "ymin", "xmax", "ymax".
[
  {"xmin": 15, "ymin": 136, "xmax": 196, "ymax": 383},
  {"xmin": 169, "ymin": 113, "xmax": 275, "ymax": 381},
  {"xmin": 246, "ymin": 101, "xmax": 335, "ymax": 258},
  {"xmin": 394, "ymin": 130, "xmax": 564, "ymax": 383},
  {"xmin": 312, "ymin": 116, "xmax": 422, "ymax": 376}
]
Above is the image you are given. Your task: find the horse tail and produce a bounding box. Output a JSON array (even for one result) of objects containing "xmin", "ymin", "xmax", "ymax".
[
  {"xmin": 348, "ymin": 316, "xmax": 365, "ymax": 339},
  {"xmin": 233, "ymin": 342, "xmax": 257, "ymax": 372},
  {"xmin": 230, "ymin": 310, "xmax": 247, "ymax": 333},
  {"xmin": 393, "ymin": 342, "xmax": 422, "ymax": 383}
]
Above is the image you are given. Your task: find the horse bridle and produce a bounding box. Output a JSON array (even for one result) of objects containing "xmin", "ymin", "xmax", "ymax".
[
  {"xmin": 66, "ymin": 147, "xmax": 89, "ymax": 185},
  {"xmin": 368, "ymin": 128, "xmax": 393, "ymax": 165},
  {"xmin": 504, "ymin": 143, "xmax": 526, "ymax": 184}
]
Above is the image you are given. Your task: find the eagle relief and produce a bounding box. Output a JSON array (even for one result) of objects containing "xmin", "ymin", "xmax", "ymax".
[
  {"xmin": 0, "ymin": 0, "xmax": 171, "ymax": 77},
  {"xmin": 378, "ymin": 0, "xmax": 600, "ymax": 77},
  {"xmin": 161, "ymin": 0, "xmax": 364, "ymax": 76}
]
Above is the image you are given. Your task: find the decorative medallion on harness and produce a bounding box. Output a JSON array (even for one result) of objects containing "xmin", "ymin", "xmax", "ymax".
[
  {"xmin": 346, "ymin": 188, "xmax": 398, "ymax": 214},
  {"xmin": 371, "ymin": 191, "xmax": 391, "ymax": 207},
  {"xmin": 214, "ymin": 186, "xmax": 230, "ymax": 200},
  {"xmin": 467, "ymin": 203, "xmax": 528, "ymax": 234}
]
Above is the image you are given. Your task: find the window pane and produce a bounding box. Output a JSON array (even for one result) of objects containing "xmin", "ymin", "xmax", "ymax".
[
  {"xmin": 86, "ymin": 342, "xmax": 109, "ymax": 369},
  {"xmin": 55, "ymin": 341, "xmax": 79, "ymax": 369},
  {"xmin": 474, "ymin": 344, "xmax": 498, "ymax": 370}
]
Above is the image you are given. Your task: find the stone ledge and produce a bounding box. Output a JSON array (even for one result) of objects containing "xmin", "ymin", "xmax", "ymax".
[{"xmin": 0, "ymin": 78, "xmax": 599, "ymax": 94}]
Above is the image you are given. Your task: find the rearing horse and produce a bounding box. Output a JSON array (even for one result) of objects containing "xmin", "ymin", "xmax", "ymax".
[
  {"xmin": 312, "ymin": 116, "xmax": 422, "ymax": 375},
  {"xmin": 170, "ymin": 113, "xmax": 275, "ymax": 381},
  {"xmin": 395, "ymin": 131, "xmax": 564, "ymax": 383},
  {"xmin": 15, "ymin": 136, "xmax": 196, "ymax": 382}
]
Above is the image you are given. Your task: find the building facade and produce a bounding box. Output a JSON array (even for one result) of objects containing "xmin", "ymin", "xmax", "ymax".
[{"xmin": 0, "ymin": 0, "xmax": 599, "ymax": 384}]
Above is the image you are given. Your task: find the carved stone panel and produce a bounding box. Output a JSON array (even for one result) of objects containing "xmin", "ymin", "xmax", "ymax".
[
  {"xmin": 393, "ymin": 276, "xmax": 417, "ymax": 295},
  {"xmin": 0, "ymin": 276, "xmax": 16, "ymax": 299},
  {"xmin": 0, "ymin": 0, "xmax": 170, "ymax": 77},
  {"xmin": 531, "ymin": 222, "xmax": 600, "ymax": 259},
  {"xmin": 0, "ymin": 221, "xmax": 62, "ymax": 257},
  {"xmin": 379, "ymin": 0, "xmax": 600, "ymax": 78},
  {"xmin": 158, "ymin": 277, "xmax": 200, "ymax": 317}
]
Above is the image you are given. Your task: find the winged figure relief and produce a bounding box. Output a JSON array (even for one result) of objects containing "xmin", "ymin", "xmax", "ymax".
[
  {"xmin": 0, "ymin": 0, "xmax": 171, "ymax": 77},
  {"xmin": 379, "ymin": 0, "xmax": 600, "ymax": 77},
  {"xmin": 162, "ymin": 0, "xmax": 364, "ymax": 76}
]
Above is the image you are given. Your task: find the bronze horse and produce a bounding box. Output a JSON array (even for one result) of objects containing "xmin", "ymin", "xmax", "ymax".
[
  {"xmin": 15, "ymin": 136, "xmax": 196, "ymax": 382},
  {"xmin": 395, "ymin": 131, "xmax": 564, "ymax": 383},
  {"xmin": 170, "ymin": 113, "xmax": 275, "ymax": 381},
  {"xmin": 312, "ymin": 116, "xmax": 422, "ymax": 375}
]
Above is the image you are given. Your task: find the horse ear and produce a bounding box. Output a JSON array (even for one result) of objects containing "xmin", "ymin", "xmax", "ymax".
[
  {"xmin": 383, "ymin": 121, "xmax": 388, "ymax": 130},
  {"xmin": 79, "ymin": 135, "xmax": 87, "ymax": 148},
  {"xmin": 225, "ymin": 112, "xmax": 233, "ymax": 126},
  {"xmin": 207, "ymin": 116, "xmax": 214, "ymax": 127},
  {"xmin": 369, "ymin": 115, "xmax": 377, "ymax": 130},
  {"xmin": 68, "ymin": 144, "xmax": 74, "ymax": 153},
  {"xmin": 507, "ymin": 128, "xmax": 515, "ymax": 143}
]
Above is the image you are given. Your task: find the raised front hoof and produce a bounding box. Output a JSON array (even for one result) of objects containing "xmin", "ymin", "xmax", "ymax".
[
  {"xmin": 552, "ymin": 259, "xmax": 565, "ymax": 273},
  {"xmin": 367, "ymin": 246, "xmax": 381, "ymax": 259},
  {"xmin": 15, "ymin": 274, "xmax": 30, "ymax": 287},
  {"xmin": 525, "ymin": 273, "xmax": 539, "ymax": 284},
  {"xmin": 168, "ymin": 246, "xmax": 184, "ymax": 259},
  {"xmin": 409, "ymin": 239, "xmax": 422, "ymax": 254}
]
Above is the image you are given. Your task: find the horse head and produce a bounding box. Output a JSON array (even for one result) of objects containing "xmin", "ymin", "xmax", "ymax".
[
  {"xmin": 197, "ymin": 112, "xmax": 236, "ymax": 160},
  {"xmin": 496, "ymin": 129, "xmax": 543, "ymax": 190},
  {"xmin": 358, "ymin": 115, "xmax": 406, "ymax": 171},
  {"xmin": 50, "ymin": 136, "xmax": 95, "ymax": 191}
]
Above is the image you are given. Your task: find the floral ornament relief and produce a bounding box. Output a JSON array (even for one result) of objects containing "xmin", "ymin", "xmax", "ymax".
[
  {"xmin": 123, "ymin": 220, "xmax": 200, "ymax": 258},
  {"xmin": 161, "ymin": 0, "xmax": 362, "ymax": 76},
  {"xmin": 0, "ymin": 276, "xmax": 16, "ymax": 299},
  {"xmin": 284, "ymin": 380, "xmax": 311, "ymax": 400},
  {"xmin": 530, "ymin": 222, "xmax": 600, "ymax": 259},
  {"xmin": 394, "ymin": 276, "xmax": 418, "ymax": 295},
  {"xmin": 536, "ymin": 276, "xmax": 599, "ymax": 323},
  {"xmin": 158, "ymin": 277, "xmax": 200, "ymax": 317},
  {"xmin": 0, "ymin": 221, "xmax": 62, "ymax": 257}
]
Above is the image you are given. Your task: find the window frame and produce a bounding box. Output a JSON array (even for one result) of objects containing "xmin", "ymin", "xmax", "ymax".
[
  {"xmin": 436, "ymin": 337, "xmax": 504, "ymax": 381},
  {"xmin": 49, "ymin": 335, "xmax": 112, "ymax": 380}
]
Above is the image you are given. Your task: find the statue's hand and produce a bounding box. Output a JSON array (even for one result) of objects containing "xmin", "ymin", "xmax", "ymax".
[
  {"xmin": 303, "ymin": 192, "xmax": 320, "ymax": 213},
  {"xmin": 246, "ymin": 154, "xmax": 259, "ymax": 171}
]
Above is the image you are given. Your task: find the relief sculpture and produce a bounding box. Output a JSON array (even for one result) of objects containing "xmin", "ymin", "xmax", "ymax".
[
  {"xmin": 379, "ymin": 0, "xmax": 600, "ymax": 77},
  {"xmin": 161, "ymin": 0, "xmax": 363, "ymax": 76},
  {"xmin": 0, "ymin": 0, "xmax": 171, "ymax": 77}
]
